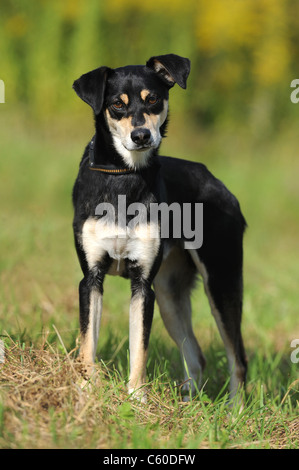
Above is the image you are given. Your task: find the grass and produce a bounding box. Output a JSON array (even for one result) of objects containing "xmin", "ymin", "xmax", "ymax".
[
  {"xmin": 1, "ymin": 336, "xmax": 298, "ymax": 449},
  {"xmin": 0, "ymin": 109, "xmax": 298, "ymax": 449}
]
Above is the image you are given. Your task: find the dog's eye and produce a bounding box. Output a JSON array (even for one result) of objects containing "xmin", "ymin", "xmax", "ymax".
[
  {"xmin": 148, "ymin": 95, "xmax": 159, "ymax": 105},
  {"xmin": 112, "ymin": 101, "xmax": 124, "ymax": 110}
]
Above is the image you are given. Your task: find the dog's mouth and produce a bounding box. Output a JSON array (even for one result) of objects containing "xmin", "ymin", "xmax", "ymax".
[
  {"xmin": 134, "ymin": 145, "xmax": 153, "ymax": 152},
  {"xmin": 125, "ymin": 142, "xmax": 155, "ymax": 152}
]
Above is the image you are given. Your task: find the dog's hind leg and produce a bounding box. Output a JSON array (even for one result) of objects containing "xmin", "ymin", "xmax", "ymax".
[
  {"xmin": 188, "ymin": 248, "xmax": 247, "ymax": 403},
  {"xmin": 154, "ymin": 246, "xmax": 206, "ymax": 399}
]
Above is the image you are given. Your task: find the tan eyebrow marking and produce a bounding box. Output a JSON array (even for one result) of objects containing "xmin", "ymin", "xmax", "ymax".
[
  {"xmin": 140, "ymin": 89, "xmax": 150, "ymax": 101},
  {"xmin": 120, "ymin": 93, "xmax": 129, "ymax": 105}
]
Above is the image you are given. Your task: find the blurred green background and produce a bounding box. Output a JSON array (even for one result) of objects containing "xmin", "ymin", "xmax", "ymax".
[
  {"xmin": 2, "ymin": 0, "xmax": 299, "ymax": 127},
  {"xmin": 0, "ymin": 0, "xmax": 299, "ymax": 354}
]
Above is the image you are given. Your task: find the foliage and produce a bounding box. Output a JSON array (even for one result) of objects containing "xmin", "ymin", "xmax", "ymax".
[{"xmin": 1, "ymin": 0, "xmax": 299, "ymax": 130}]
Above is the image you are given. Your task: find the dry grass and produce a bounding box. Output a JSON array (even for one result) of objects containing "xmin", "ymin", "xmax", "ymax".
[
  {"xmin": 0, "ymin": 338, "xmax": 202, "ymax": 449},
  {"xmin": 0, "ymin": 338, "xmax": 298, "ymax": 449},
  {"xmin": 268, "ymin": 417, "xmax": 299, "ymax": 449},
  {"xmin": 0, "ymin": 338, "xmax": 121, "ymax": 448}
]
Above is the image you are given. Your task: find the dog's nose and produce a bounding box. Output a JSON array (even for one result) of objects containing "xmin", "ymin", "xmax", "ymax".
[{"xmin": 131, "ymin": 128, "xmax": 151, "ymax": 146}]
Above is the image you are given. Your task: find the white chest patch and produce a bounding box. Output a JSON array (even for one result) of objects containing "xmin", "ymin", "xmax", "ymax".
[{"xmin": 82, "ymin": 217, "xmax": 160, "ymax": 278}]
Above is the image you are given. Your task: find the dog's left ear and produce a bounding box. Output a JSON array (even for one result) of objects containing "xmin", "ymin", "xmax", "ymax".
[
  {"xmin": 146, "ymin": 54, "xmax": 191, "ymax": 89},
  {"xmin": 72, "ymin": 66, "xmax": 112, "ymax": 114}
]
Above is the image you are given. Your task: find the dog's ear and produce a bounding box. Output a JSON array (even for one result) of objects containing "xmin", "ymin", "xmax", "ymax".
[
  {"xmin": 72, "ymin": 66, "xmax": 112, "ymax": 114},
  {"xmin": 146, "ymin": 54, "xmax": 191, "ymax": 89}
]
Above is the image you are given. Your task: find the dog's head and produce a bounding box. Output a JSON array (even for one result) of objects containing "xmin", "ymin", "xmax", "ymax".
[{"xmin": 73, "ymin": 54, "xmax": 190, "ymax": 168}]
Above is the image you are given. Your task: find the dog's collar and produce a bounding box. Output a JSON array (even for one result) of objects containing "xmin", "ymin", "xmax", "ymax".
[{"xmin": 88, "ymin": 137, "xmax": 136, "ymax": 175}]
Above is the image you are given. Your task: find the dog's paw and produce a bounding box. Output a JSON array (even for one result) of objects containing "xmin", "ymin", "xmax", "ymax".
[
  {"xmin": 178, "ymin": 378, "xmax": 201, "ymax": 402},
  {"xmin": 75, "ymin": 357, "xmax": 97, "ymax": 390},
  {"xmin": 128, "ymin": 387, "xmax": 147, "ymax": 404}
]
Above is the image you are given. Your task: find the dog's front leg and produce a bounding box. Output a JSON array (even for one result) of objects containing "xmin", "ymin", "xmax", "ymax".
[
  {"xmin": 128, "ymin": 283, "xmax": 155, "ymax": 403},
  {"xmin": 78, "ymin": 273, "xmax": 104, "ymax": 378}
]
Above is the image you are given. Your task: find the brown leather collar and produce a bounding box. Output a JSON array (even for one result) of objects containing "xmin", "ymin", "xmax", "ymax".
[{"xmin": 89, "ymin": 137, "xmax": 136, "ymax": 175}]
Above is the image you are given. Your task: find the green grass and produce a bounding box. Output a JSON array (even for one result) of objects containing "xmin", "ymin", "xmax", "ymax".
[{"xmin": 0, "ymin": 110, "xmax": 298, "ymax": 449}]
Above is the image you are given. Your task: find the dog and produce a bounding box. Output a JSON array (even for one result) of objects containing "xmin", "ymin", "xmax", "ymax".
[{"xmin": 72, "ymin": 54, "xmax": 247, "ymax": 402}]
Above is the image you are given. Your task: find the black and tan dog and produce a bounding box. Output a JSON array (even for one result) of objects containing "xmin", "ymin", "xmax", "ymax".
[{"xmin": 72, "ymin": 54, "xmax": 247, "ymax": 402}]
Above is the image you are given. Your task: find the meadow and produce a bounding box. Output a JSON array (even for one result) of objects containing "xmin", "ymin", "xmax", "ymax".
[
  {"xmin": 0, "ymin": 107, "xmax": 298, "ymax": 449},
  {"xmin": 1, "ymin": 0, "xmax": 299, "ymax": 450}
]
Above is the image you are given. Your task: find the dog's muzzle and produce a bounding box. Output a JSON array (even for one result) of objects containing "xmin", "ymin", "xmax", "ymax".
[{"xmin": 131, "ymin": 128, "xmax": 152, "ymax": 149}]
